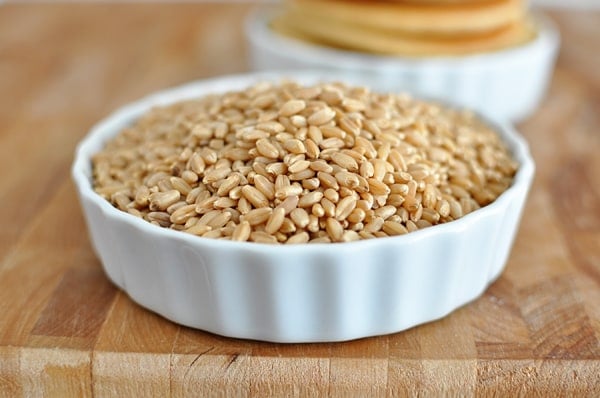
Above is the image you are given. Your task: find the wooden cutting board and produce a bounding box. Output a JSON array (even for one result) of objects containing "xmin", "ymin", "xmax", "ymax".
[{"xmin": 0, "ymin": 4, "xmax": 599, "ymax": 396}]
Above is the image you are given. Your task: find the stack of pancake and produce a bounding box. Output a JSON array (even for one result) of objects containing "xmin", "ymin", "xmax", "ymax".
[{"xmin": 271, "ymin": 0, "xmax": 536, "ymax": 56}]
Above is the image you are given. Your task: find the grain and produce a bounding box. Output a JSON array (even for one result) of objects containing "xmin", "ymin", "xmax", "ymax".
[
  {"xmin": 250, "ymin": 231, "xmax": 278, "ymax": 244},
  {"xmin": 325, "ymin": 218, "xmax": 344, "ymax": 242},
  {"xmin": 276, "ymin": 195, "xmax": 299, "ymax": 215},
  {"xmin": 308, "ymin": 107, "xmax": 336, "ymax": 125},
  {"xmin": 290, "ymin": 208, "xmax": 310, "ymax": 228},
  {"xmin": 283, "ymin": 138, "xmax": 306, "ymax": 154},
  {"xmin": 321, "ymin": 198, "xmax": 336, "ymax": 218},
  {"xmin": 149, "ymin": 190, "xmax": 180, "ymax": 211},
  {"xmin": 232, "ymin": 221, "xmax": 251, "ymax": 242},
  {"xmin": 207, "ymin": 212, "xmax": 232, "ymax": 228},
  {"xmin": 335, "ymin": 196, "xmax": 357, "ymax": 221},
  {"xmin": 275, "ymin": 184, "xmax": 302, "ymax": 200},
  {"xmin": 265, "ymin": 207, "xmax": 286, "ymax": 234},
  {"xmin": 288, "ymin": 160, "xmax": 311, "ymax": 174},
  {"xmin": 253, "ymin": 174, "xmax": 276, "ymax": 200},
  {"xmin": 368, "ymin": 178, "xmax": 391, "ymax": 196},
  {"xmin": 203, "ymin": 167, "xmax": 230, "ymax": 184},
  {"xmin": 243, "ymin": 208, "xmax": 273, "ymax": 226},
  {"xmin": 94, "ymin": 81, "xmax": 517, "ymax": 244},
  {"xmin": 242, "ymin": 185, "xmax": 269, "ymax": 208},
  {"xmin": 287, "ymin": 231, "xmax": 309, "ymax": 244},
  {"xmin": 216, "ymin": 174, "xmax": 241, "ymax": 196},
  {"xmin": 185, "ymin": 223, "xmax": 212, "ymax": 236},
  {"xmin": 256, "ymin": 138, "xmax": 280, "ymax": 159},
  {"xmin": 382, "ymin": 221, "xmax": 408, "ymax": 236},
  {"xmin": 298, "ymin": 191, "xmax": 324, "ymax": 208},
  {"xmin": 335, "ymin": 171, "xmax": 359, "ymax": 188},
  {"xmin": 331, "ymin": 152, "xmax": 359, "ymax": 172},
  {"xmin": 170, "ymin": 204, "xmax": 197, "ymax": 225},
  {"xmin": 279, "ymin": 99, "xmax": 306, "ymax": 117}
]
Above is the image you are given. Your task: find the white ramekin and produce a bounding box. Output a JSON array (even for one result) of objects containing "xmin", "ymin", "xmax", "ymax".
[
  {"xmin": 245, "ymin": 10, "xmax": 560, "ymax": 122},
  {"xmin": 72, "ymin": 72, "xmax": 535, "ymax": 343}
]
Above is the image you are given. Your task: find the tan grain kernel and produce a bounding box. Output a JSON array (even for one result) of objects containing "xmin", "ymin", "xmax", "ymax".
[
  {"xmin": 422, "ymin": 208, "xmax": 441, "ymax": 224},
  {"xmin": 331, "ymin": 152, "xmax": 359, "ymax": 172},
  {"xmin": 321, "ymin": 126, "xmax": 346, "ymax": 140},
  {"xmin": 339, "ymin": 116, "xmax": 360, "ymax": 136},
  {"xmin": 288, "ymin": 160, "xmax": 311, "ymax": 174},
  {"xmin": 371, "ymin": 159, "xmax": 387, "ymax": 181},
  {"xmin": 216, "ymin": 174, "xmax": 241, "ymax": 196},
  {"xmin": 237, "ymin": 197, "xmax": 252, "ymax": 215},
  {"xmin": 302, "ymin": 177, "xmax": 320, "ymax": 190},
  {"xmin": 367, "ymin": 178, "xmax": 391, "ymax": 196},
  {"xmin": 169, "ymin": 204, "xmax": 197, "ymax": 225},
  {"xmin": 241, "ymin": 185, "xmax": 269, "ymax": 208},
  {"xmin": 310, "ymin": 160, "xmax": 333, "ymax": 173},
  {"xmin": 282, "ymin": 138, "xmax": 306, "ymax": 154},
  {"xmin": 290, "ymin": 208, "xmax": 310, "ymax": 228},
  {"xmin": 325, "ymin": 218, "xmax": 344, "ymax": 242},
  {"xmin": 280, "ymin": 218, "xmax": 297, "ymax": 234},
  {"xmin": 347, "ymin": 208, "xmax": 366, "ymax": 224},
  {"xmin": 231, "ymin": 221, "xmax": 251, "ymax": 241},
  {"xmin": 310, "ymin": 236, "xmax": 332, "ymax": 244},
  {"xmin": 320, "ymin": 137, "xmax": 345, "ymax": 149},
  {"xmin": 317, "ymin": 171, "xmax": 339, "ymax": 190},
  {"xmin": 213, "ymin": 197, "xmax": 236, "ymax": 209},
  {"xmin": 149, "ymin": 190, "xmax": 180, "ymax": 211},
  {"xmin": 309, "ymin": 203, "xmax": 323, "ymax": 218},
  {"xmin": 189, "ymin": 153, "xmax": 206, "ymax": 174},
  {"xmin": 323, "ymin": 188, "xmax": 339, "ymax": 203},
  {"xmin": 363, "ymin": 217, "xmax": 385, "ymax": 233},
  {"xmin": 207, "ymin": 211, "xmax": 232, "ymax": 228},
  {"xmin": 298, "ymin": 191, "xmax": 324, "ymax": 208},
  {"xmin": 289, "ymin": 168, "xmax": 315, "ymax": 181},
  {"xmin": 201, "ymin": 229, "xmax": 222, "ymax": 239},
  {"xmin": 243, "ymin": 208, "xmax": 273, "ymax": 226},
  {"xmin": 203, "ymin": 167, "xmax": 231, "ymax": 184},
  {"xmin": 276, "ymin": 195, "xmax": 299, "ymax": 215},
  {"xmin": 416, "ymin": 219, "xmax": 433, "ymax": 229},
  {"xmin": 279, "ymin": 99, "xmax": 306, "ymax": 116},
  {"xmin": 335, "ymin": 196, "xmax": 357, "ymax": 221},
  {"xmin": 287, "ymin": 232, "xmax": 309, "ymax": 244},
  {"xmin": 275, "ymin": 184, "xmax": 303, "ymax": 200},
  {"xmin": 320, "ymin": 198, "xmax": 335, "ymax": 218},
  {"xmin": 342, "ymin": 230, "xmax": 360, "ymax": 242},
  {"xmin": 265, "ymin": 207, "xmax": 286, "ymax": 234},
  {"xmin": 382, "ymin": 221, "xmax": 408, "ymax": 236},
  {"xmin": 308, "ymin": 107, "xmax": 336, "ymax": 125},
  {"xmin": 374, "ymin": 205, "xmax": 397, "ymax": 220},
  {"xmin": 264, "ymin": 162, "xmax": 286, "ymax": 176},
  {"xmin": 250, "ymin": 231, "xmax": 278, "ymax": 244},
  {"xmin": 185, "ymin": 223, "xmax": 212, "ymax": 236},
  {"xmin": 256, "ymin": 121, "xmax": 285, "ymax": 134},
  {"xmin": 255, "ymin": 138, "xmax": 279, "ymax": 159},
  {"xmin": 253, "ymin": 174, "xmax": 276, "ymax": 200},
  {"xmin": 335, "ymin": 171, "xmax": 359, "ymax": 188}
]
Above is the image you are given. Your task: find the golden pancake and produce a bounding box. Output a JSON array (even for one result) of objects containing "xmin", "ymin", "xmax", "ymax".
[
  {"xmin": 271, "ymin": 12, "xmax": 536, "ymax": 56},
  {"xmin": 288, "ymin": 0, "xmax": 525, "ymax": 35}
]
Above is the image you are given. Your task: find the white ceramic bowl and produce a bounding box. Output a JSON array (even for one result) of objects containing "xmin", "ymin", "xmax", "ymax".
[
  {"xmin": 245, "ymin": 10, "xmax": 560, "ymax": 122},
  {"xmin": 72, "ymin": 72, "xmax": 534, "ymax": 343}
]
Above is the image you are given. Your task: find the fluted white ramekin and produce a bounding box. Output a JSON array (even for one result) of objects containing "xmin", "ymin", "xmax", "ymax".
[
  {"xmin": 245, "ymin": 10, "xmax": 559, "ymax": 122},
  {"xmin": 72, "ymin": 72, "xmax": 535, "ymax": 343}
]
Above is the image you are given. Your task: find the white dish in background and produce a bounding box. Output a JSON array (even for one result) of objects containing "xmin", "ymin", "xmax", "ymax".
[
  {"xmin": 245, "ymin": 10, "xmax": 560, "ymax": 122},
  {"xmin": 72, "ymin": 72, "xmax": 535, "ymax": 343}
]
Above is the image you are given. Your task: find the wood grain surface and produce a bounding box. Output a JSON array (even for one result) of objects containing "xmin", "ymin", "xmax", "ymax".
[{"xmin": 1, "ymin": 3, "xmax": 599, "ymax": 397}]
